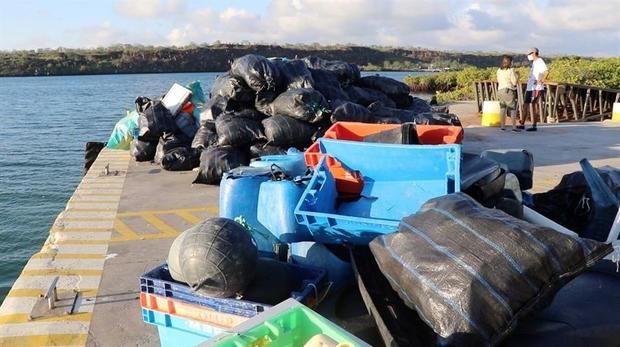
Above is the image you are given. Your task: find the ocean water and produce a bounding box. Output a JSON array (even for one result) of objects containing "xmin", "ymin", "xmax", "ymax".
[{"xmin": 0, "ymin": 70, "xmax": 427, "ymax": 303}]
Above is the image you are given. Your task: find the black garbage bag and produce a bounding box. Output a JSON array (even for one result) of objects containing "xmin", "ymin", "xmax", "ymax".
[
  {"xmin": 358, "ymin": 76, "xmax": 410, "ymax": 98},
  {"xmin": 193, "ymin": 146, "xmax": 250, "ymax": 185},
  {"xmin": 370, "ymin": 193, "xmax": 612, "ymax": 347},
  {"xmin": 271, "ymin": 88, "xmax": 329, "ymax": 124},
  {"xmin": 215, "ymin": 111, "xmax": 265, "ymax": 147},
  {"xmin": 175, "ymin": 112, "xmax": 199, "ymax": 142},
  {"xmin": 130, "ymin": 139, "xmax": 157, "ymax": 162},
  {"xmin": 345, "ymin": 86, "xmax": 396, "ymax": 107},
  {"xmin": 330, "ymin": 100, "xmax": 374, "ymax": 123},
  {"xmin": 230, "ymin": 54, "xmax": 281, "ymax": 92},
  {"xmin": 138, "ymin": 100, "xmax": 176, "ymax": 140},
  {"xmin": 368, "ymin": 101, "xmax": 416, "ymax": 123},
  {"xmin": 262, "ymin": 115, "xmax": 316, "ymax": 148},
  {"xmin": 535, "ymin": 165, "xmax": 620, "ymax": 239},
  {"xmin": 272, "ymin": 59, "xmax": 314, "ymax": 89},
  {"xmin": 200, "ymin": 95, "xmax": 238, "ymax": 124},
  {"xmin": 250, "ymin": 143, "xmax": 289, "ymax": 157},
  {"xmin": 191, "ymin": 123, "xmax": 218, "ymax": 150},
  {"xmin": 416, "ymin": 112, "xmax": 462, "ymax": 126},
  {"xmin": 408, "ymin": 96, "xmax": 432, "ymax": 114},
  {"xmin": 303, "ymin": 56, "xmax": 360, "ymax": 87},
  {"xmin": 161, "ymin": 147, "xmax": 200, "ymax": 171},
  {"xmin": 374, "ymin": 117, "xmax": 402, "ymax": 124},
  {"xmin": 255, "ymin": 89, "xmax": 277, "ymax": 116},
  {"xmin": 392, "ymin": 94, "xmax": 413, "ymax": 109},
  {"xmin": 309, "ymin": 68, "xmax": 349, "ymax": 102},
  {"xmin": 210, "ymin": 72, "xmax": 255, "ymax": 104},
  {"xmin": 154, "ymin": 132, "xmax": 190, "ymax": 164}
]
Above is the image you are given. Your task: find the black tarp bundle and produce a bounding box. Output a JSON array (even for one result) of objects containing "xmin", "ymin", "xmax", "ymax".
[{"xmin": 370, "ymin": 193, "xmax": 611, "ymax": 346}]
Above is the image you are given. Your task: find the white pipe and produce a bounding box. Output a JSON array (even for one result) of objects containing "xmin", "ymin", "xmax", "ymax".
[{"xmin": 523, "ymin": 206, "xmax": 579, "ymax": 237}]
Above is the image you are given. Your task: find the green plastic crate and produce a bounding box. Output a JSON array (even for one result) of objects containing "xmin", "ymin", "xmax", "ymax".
[{"xmin": 205, "ymin": 299, "xmax": 370, "ymax": 347}]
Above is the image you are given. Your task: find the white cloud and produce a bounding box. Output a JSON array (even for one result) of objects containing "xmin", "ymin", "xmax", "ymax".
[
  {"xmin": 116, "ymin": 0, "xmax": 187, "ymax": 17},
  {"xmin": 8, "ymin": 0, "xmax": 615, "ymax": 55}
]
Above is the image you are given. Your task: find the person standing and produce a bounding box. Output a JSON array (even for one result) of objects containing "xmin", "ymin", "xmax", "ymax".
[
  {"xmin": 518, "ymin": 47, "xmax": 549, "ymax": 131},
  {"xmin": 496, "ymin": 55, "xmax": 519, "ymax": 132}
]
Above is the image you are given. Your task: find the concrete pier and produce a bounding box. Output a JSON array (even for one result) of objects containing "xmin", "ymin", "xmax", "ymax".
[{"xmin": 0, "ymin": 120, "xmax": 618, "ymax": 346}]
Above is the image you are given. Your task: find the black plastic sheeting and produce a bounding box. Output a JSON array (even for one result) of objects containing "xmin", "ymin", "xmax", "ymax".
[
  {"xmin": 153, "ymin": 133, "xmax": 189, "ymax": 165},
  {"xmin": 130, "ymin": 139, "xmax": 157, "ymax": 162},
  {"xmin": 370, "ymin": 193, "xmax": 611, "ymax": 346},
  {"xmin": 309, "ymin": 68, "xmax": 349, "ymax": 102},
  {"xmin": 271, "ymin": 88, "xmax": 329, "ymax": 124},
  {"xmin": 358, "ymin": 75, "xmax": 410, "ymax": 98},
  {"xmin": 200, "ymin": 95, "xmax": 238, "ymax": 124},
  {"xmin": 330, "ymin": 100, "xmax": 374, "ymax": 123},
  {"xmin": 303, "ymin": 56, "xmax": 360, "ymax": 87},
  {"xmin": 191, "ymin": 123, "xmax": 218, "ymax": 150},
  {"xmin": 215, "ymin": 111, "xmax": 265, "ymax": 147},
  {"xmin": 193, "ymin": 146, "xmax": 250, "ymax": 185},
  {"xmin": 272, "ymin": 59, "xmax": 315, "ymax": 90},
  {"xmin": 231, "ymin": 54, "xmax": 281, "ymax": 92},
  {"xmin": 346, "ymin": 86, "xmax": 396, "ymax": 108},
  {"xmin": 533, "ymin": 165, "xmax": 620, "ymax": 239},
  {"xmin": 249, "ymin": 143, "xmax": 289, "ymax": 157},
  {"xmin": 262, "ymin": 115, "xmax": 316, "ymax": 148},
  {"xmin": 138, "ymin": 100, "xmax": 176, "ymax": 140},
  {"xmin": 161, "ymin": 147, "xmax": 200, "ymax": 171},
  {"xmin": 210, "ymin": 72, "xmax": 255, "ymax": 104}
]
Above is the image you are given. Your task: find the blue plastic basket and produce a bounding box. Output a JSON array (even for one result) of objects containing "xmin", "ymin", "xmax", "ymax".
[
  {"xmin": 295, "ymin": 139, "xmax": 461, "ymax": 244},
  {"xmin": 140, "ymin": 261, "xmax": 326, "ymax": 318},
  {"xmin": 142, "ymin": 308, "xmax": 224, "ymax": 347}
]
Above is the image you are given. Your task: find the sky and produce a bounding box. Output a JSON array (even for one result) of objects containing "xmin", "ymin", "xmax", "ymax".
[{"xmin": 0, "ymin": 0, "xmax": 618, "ymax": 56}]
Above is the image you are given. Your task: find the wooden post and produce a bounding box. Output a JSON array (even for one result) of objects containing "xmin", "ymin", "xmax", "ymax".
[
  {"xmin": 474, "ymin": 82, "xmax": 481, "ymax": 112},
  {"xmin": 582, "ymin": 88, "xmax": 591, "ymax": 120},
  {"xmin": 599, "ymin": 91, "xmax": 604, "ymax": 121}
]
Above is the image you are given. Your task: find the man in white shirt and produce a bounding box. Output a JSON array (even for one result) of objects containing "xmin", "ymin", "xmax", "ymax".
[{"xmin": 518, "ymin": 47, "xmax": 549, "ymax": 131}]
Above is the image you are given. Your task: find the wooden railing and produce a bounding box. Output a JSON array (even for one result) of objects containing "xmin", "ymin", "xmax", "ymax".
[{"xmin": 474, "ymin": 81, "xmax": 620, "ymax": 123}]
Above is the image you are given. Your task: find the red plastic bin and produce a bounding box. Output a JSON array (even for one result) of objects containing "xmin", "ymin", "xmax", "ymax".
[{"xmin": 304, "ymin": 122, "xmax": 463, "ymax": 168}]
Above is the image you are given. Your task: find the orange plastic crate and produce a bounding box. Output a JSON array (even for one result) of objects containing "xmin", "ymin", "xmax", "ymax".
[
  {"xmin": 416, "ymin": 125, "xmax": 464, "ymax": 145},
  {"xmin": 304, "ymin": 122, "xmax": 400, "ymax": 167},
  {"xmin": 140, "ymin": 292, "xmax": 249, "ymax": 329}
]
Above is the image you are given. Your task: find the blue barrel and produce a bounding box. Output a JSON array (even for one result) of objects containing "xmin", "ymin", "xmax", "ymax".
[
  {"xmin": 257, "ymin": 179, "xmax": 312, "ymax": 243},
  {"xmin": 249, "ymin": 150, "xmax": 307, "ymax": 177},
  {"xmin": 219, "ymin": 166, "xmax": 278, "ymax": 252}
]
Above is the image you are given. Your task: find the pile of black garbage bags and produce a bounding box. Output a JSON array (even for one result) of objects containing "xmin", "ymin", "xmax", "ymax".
[{"xmin": 129, "ymin": 54, "xmax": 460, "ymax": 184}]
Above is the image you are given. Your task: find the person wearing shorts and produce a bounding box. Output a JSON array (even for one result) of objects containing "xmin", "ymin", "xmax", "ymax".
[
  {"xmin": 519, "ymin": 47, "xmax": 549, "ymax": 131},
  {"xmin": 496, "ymin": 55, "xmax": 519, "ymax": 132}
]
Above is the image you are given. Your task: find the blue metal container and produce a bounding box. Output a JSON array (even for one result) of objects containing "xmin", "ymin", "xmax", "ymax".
[
  {"xmin": 295, "ymin": 139, "xmax": 461, "ymax": 244},
  {"xmin": 257, "ymin": 179, "xmax": 313, "ymax": 243},
  {"xmin": 219, "ymin": 166, "xmax": 277, "ymax": 252}
]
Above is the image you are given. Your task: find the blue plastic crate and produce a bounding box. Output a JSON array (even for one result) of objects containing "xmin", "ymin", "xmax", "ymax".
[
  {"xmin": 295, "ymin": 139, "xmax": 461, "ymax": 244},
  {"xmin": 140, "ymin": 260, "xmax": 326, "ymax": 318},
  {"xmin": 142, "ymin": 308, "xmax": 224, "ymax": 347}
]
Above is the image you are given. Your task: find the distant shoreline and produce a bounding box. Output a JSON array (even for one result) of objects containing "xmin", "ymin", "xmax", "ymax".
[{"xmin": 0, "ymin": 43, "xmax": 526, "ymax": 77}]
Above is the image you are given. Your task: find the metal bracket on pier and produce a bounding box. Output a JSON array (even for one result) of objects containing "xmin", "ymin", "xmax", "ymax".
[{"xmin": 28, "ymin": 276, "xmax": 82, "ymax": 320}]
